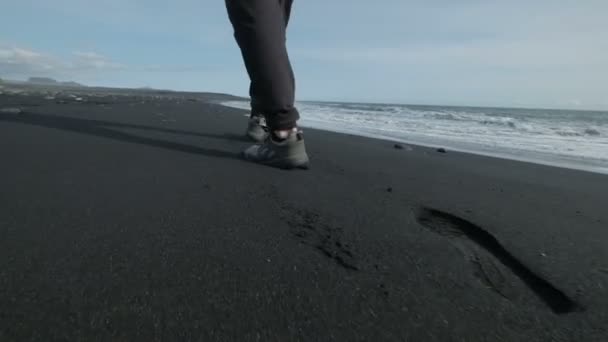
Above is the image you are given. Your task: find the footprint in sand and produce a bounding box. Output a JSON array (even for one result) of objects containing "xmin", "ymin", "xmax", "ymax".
[
  {"xmin": 415, "ymin": 207, "xmax": 581, "ymax": 314},
  {"xmin": 287, "ymin": 209, "xmax": 359, "ymax": 271},
  {"xmin": 264, "ymin": 186, "xmax": 360, "ymax": 271}
]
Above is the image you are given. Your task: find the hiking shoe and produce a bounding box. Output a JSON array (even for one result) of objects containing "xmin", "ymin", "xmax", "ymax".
[
  {"xmin": 242, "ymin": 129, "xmax": 310, "ymax": 169},
  {"xmin": 246, "ymin": 115, "xmax": 268, "ymax": 142}
]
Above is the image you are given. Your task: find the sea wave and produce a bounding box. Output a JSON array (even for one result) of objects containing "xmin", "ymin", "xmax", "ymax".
[{"xmin": 220, "ymin": 100, "xmax": 608, "ymax": 173}]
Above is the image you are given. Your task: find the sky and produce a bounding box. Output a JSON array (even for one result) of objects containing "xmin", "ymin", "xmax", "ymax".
[{"xmin": 1, "ymin": 0, "xmax": 607, "ymax": 110}]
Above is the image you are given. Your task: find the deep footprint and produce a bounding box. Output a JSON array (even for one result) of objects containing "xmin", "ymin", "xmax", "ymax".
[
  {"xmin": 469, "ymin": 252, "xmax": 513, "ymax": 299},
  {"xmin": 416, "ymin": 207, "xmax": 582, "ymax": 314}
]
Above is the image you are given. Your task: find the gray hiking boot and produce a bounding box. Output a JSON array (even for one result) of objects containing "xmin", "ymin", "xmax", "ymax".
[
  {"xmin": 242, "ymin": 129, "xmax": 310, "ymax": 169},
  {"xmin": 246, "ymin": 115, "xmax": 268, "ymax": 142}
]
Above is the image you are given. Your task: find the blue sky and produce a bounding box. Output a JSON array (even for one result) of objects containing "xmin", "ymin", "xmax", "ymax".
[{"xmin": 1, "ymin": 0, "xmax": 607, "ymax": 110}]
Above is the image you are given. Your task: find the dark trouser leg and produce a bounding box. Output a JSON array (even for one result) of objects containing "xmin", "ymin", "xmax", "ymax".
[{"xmin": 225, "ymin": 0, "xmax": 299, "ymax": 130}]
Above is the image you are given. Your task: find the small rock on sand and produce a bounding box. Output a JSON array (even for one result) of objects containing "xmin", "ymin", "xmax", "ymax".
[
  {"xmin": 437, "ymin": 148, "xmax": 447, "ymax": 153},
  {"xmin": 394, "ymin": 144, "xmax": 404, "ymax": 149}
]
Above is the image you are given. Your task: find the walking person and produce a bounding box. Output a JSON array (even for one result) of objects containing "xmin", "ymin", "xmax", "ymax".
[{"xmin": 225, "ymin": 0, "xmax": 309, "ymax": 169}]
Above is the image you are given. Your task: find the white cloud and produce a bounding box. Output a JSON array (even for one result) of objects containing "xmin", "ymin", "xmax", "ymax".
[
  {"xmin": 0, "ymin": 45, "xmax": 205, "ymax": 80},
  {"xmin": 72, "ymin": 51, "xmax": 126, "ymax": 70},
  {"xmin": 0, "ymin": 46, "xmax": 126, "ymax": 78},
  {"xmin": 0, "ymin": 47, "xmax": 63, "ymax": 74}
]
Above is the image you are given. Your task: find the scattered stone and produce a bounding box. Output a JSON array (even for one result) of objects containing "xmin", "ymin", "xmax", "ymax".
[
  {"xmin": 437, "ymin": 148, "xmax": 447, "ymax": 153},
  {"xmin": 394, "ymin": 144, "xmax": 404, "ymax": 150},
  {"xmin": 0, "ymin": 107, "xmax": 22, "ymax": 114},
  {"xmin": 386, "ymin": 187, "xmax": 393, "ymax": 193}
]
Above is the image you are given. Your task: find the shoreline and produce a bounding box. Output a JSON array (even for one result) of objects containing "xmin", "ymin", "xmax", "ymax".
[{"xmin": 220, "ymin": 101, "xmax": 608, "ymax": 175}]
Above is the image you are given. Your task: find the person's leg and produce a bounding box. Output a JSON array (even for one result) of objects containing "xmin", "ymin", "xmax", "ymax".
[
  {"xmin": 226, "ymin": 0, "xmax": 308, "ymax": 169},
  {"xmin": 249, "ymin": 0, "xmax": 292, "ymax": 118},
  {"xmin": 283, "ymin": 0, "xmax": 294, "ymax": 27},
  {"xmin": 282, "ymin": 0, "xmax": 296, "ymax": 117},
  {"xmin": 249, "ymin": 87, "xmax": 264, "ymax": 118},
  {"xmin": 225, "ymin": 0, "xmax": 299, "ymax": 131}
]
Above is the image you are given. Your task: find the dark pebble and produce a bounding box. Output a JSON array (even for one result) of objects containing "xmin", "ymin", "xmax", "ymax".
[
  {"xmin": 387, "ymin": 187, "xmax": 393, "ymax": 193},
  {"xmin": 437, "ymin": 148, "xmax": 447, "ymax": 153},
  {"xmin": 394, "ymin": 144, "xmax": 404, "ymax": 150}
]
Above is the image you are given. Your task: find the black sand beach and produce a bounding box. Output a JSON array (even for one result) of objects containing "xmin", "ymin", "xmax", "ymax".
[{"xmin": 1, "ymin": 89, "xmax": 607, "ymax": 341}]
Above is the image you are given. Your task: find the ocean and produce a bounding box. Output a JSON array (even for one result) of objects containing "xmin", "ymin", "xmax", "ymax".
[{"xmin": 221, "ymin": 100, "xmax": 608, "ymax": 174}]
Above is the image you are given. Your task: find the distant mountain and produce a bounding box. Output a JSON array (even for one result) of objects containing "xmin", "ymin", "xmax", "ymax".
[
  {"xmin": 61, "ymin": 81, "xmax": 86, "ymax": 87},
  {"xmin": 28, "ymin": 77, "xmax": 58, "ymax": 85},
  {"xmin": 26, "ymin": 77, "xmax": 85, "ymax": 87}
]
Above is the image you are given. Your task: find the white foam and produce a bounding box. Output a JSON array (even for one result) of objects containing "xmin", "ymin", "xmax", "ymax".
[
  {"xmin": 1, "ymin": 107, "xmax": 23, "ymax": 114},
  {"xmin": 220, "ymin": 100, "xmax": 608, "ymax": 174}
]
